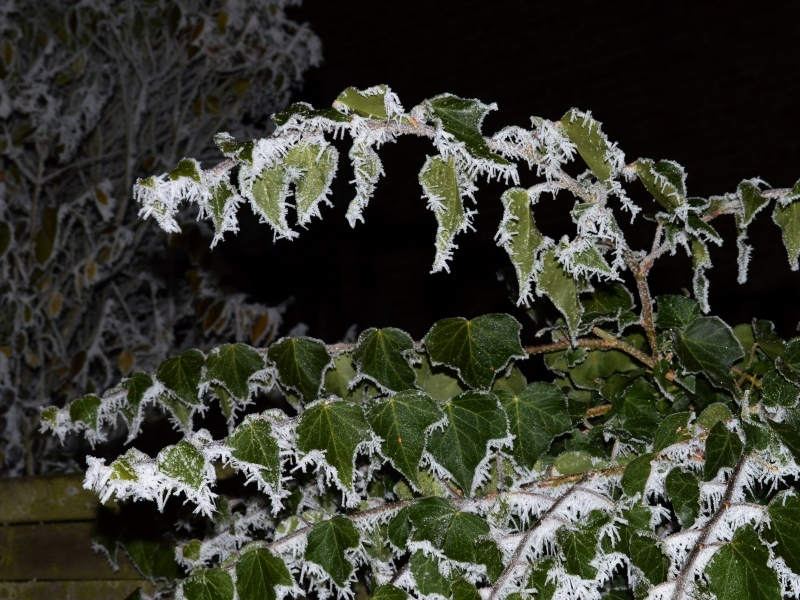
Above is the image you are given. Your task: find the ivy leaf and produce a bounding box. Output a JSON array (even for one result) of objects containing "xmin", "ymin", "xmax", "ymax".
[
  {"xmin": 169, "ymin": 158, "xmax": 201, "ymax": 183},
  {"xmin": 451, "ymin": 579, "xmax": 481, "ymax": 600},
  {"xmin": 704, "ymin": 421, "xmax": 743, "ymax": 481},
  {"xmin": 214, "ymin": 132, "xmax": 255, "ymax": 165},
  {"xmin": 537, "ymin": 249, "xmax": 583, "ymax": 335},
  {"xmin": 206, "ymin": 180, "xmax": 238, "ymax": 245},
  {"xmin": 761, "ymin": 370, "xmax": 798, "ymax": 408},
  {"xmin": 767, "ymin": 406, "xmax": 800, "ymax": 462},
  {"xmin": 69, "ymin": 394, "xmax": 101, "ymax": 430},
  {"xmin": 204, "ymin": 344, "xmax": 265, "ymax": 402},
  {"xmin": 704, "ymin": 525, "xmax": 781, "ymax": 600},
  {"xmin": 182, "ymin": 567, "xmax": 234, "ymax": 600},
  {"xmin": 387, "ymin": 506, "xmax": 411, "ymax": 549},
  {"xmin": 284, "ymin": 143, "xmax": 338, "ymax": 227},
  {"xmin": 296, "ymin": 399, "xmax": 372, "ymax": 489},
  {"xmin": 121, "ymin": 372, "xmax": 152, "ymax": 427},
  {"xmin": 634, "ymin": 158, "xmax": 686, "ymax": 212},
  {"xmin": 235, "ymin": 548, "xmax": 292, "ymax": 600},
  {"xmin": 250, "ymin": 163, "xmax": 293, "ymax": 239},
  {"xmin": 268, "ymin": 337, "xmax": 331, "ymax": 403},
  {"xmin": 560, "ymin": 109, "xmax": 619, "ymax": 182},
  {"xmin": 497, "ymin": 382, "xmax": 571, "ymax": 470},
  {"xmin": 497, "ymin": 187, "xmax": 546, "ymax": 304},
  {"xmin": 157, "ymin": 440, "xmax": 206, "ymax": 490},
  {"xmin": 366, "ymin": 390, "xmax": 443, "ymax": 489},
  {"xmin": 653, "ymin": 412, "xmax": 692, "ymax": 452},
  {"xmin": 772, "ymin": 200, "xmax": 800, "ymax": 270},
  {"xmin": 629, "ymin": 534, "xmax": 668, "ymax": 586},
  {"xmin": 409, "ymin": 551, "xmax": 451, "ymax": 597},
  {"xmin": 425, "ymin": 94, "xmax": 510, "ymax": 165},
  {"xmin": 408, "ymin": 497, "xmax": 490, "ymax": 562},
  {"xmin": 737, "ymin": 180, "xmax": 769, "ymax": 228},
  {"xmin": 558, "ymin": 511, "xmax": 605, "ymax": 579},
  {"xmin": 305, "ymin": 516, "xmax": 360, "ymax": 587},
  {"xmin": 414, "ymin": 353, "xmax": 465, "ymax": 401},
  {"xmin": 546, "ymin": 348, "xmax": 638, "ymax": 390},
  {"xmin": 764, "ymin": 494, "xmax": 800, "ymax": 574},
  {"xmin": 371, "ymin": 585, "xmax": 409, "ymax": 600},
  {"xmin": 418, "ymin": 155, "xmax": 469, "ymax": 273},
  {"xmin": 334, "ymin": 85, "xmax": 390, "ymax": 119},
  {"xmin": 272, "ymin": 102, "xmax": 350, "ymax": 128},
  {"xmin": 665, "ymin": 468, "xmax": 700, "ymax": 528},
  {"xmin": 423, "ymin": 314, "xmax": 525, "ymax": 390},
  {"xmin": 157, "ymin": 349, "xmax": 205, "ymax": 406},
  {"xmin": 527, "ymin": 558, "xmax": 557, "ymax": 600},
  {"xmin": 475, "ymin": 538, "xmax": 504, "ymax": 583},
  {"xmin": 323, "ymin": 353, "xmax": 364, "ymax": 403},
  {"xmin": 655, "ymin": 295, "xmax": 701, "ymax": 329},
  {"xmin": 226, "ymin": 417, "xmax": 280, "ymax": 486},
  {"xmin": 353, "ymin": 328, "xmax": 417, "ymax": 392},
  {"xmin": 34, "ymin": 206, "xmax": 58, "ymax": 265},
  {"xmin": 674, "ymin": 316, "xmax": 743, "ymax": 388},
  {"xmin": 621, "ymin": 452, "xmax": 655, "ymax": 496}
]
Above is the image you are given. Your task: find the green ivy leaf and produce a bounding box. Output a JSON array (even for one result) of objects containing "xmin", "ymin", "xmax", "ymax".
[
  {"xmin": 737, "ymin": 180, "xmax": 769, "ymax": 228},
  {"xmin": 475, "ymin": 537, "xmax": 504, "ymax": 583},
  {"xmin": 235, "ymin": 548, "xmax": 293, "ymax": 600},
  {"xmin": 334, "ymin": 85, "xmax": 390, "ymax": 119},
  {"xmin": 451, "ymin": 579, "xmax": 481, "ymax": 600},
  {"xmin": 157, "ymin": 349, "xmax": 205, "ymax": 406},
  {"xmin": 581, "ymin": 283, "xmax": 634, "ymax": 326},
  {"xmin": 353, "ymin": 328, "xmax": 417, "ymax": 392},
  {"xmin": 552, "ymin": 450, "xmax": 598, "ymax": 476},
  {"xmin": 665, "ymin": 468, "xmax": 699, "ymax": 528},
  {"xmin": 69, "ymin": 394, "xmax": 101, "ymax": 429},
  {"xmin": 272, "ymin": 102, "xmax": 350, "ymax": 128},
  {"xmin": 268, "ymin": 337, "xmax": 331, "ymax": 403},
  {"xmin": 546, "ymin": 348, "xmax": 638, "ymax": 390},
  {"xmin": 773, "ymin": 200, "xmax": 800, "ymax": 270},
  {"xmin": 497, "ymin": 187, "xmax": 546, "ymax": 303},
  {"xmin": 426, "ymin": 94, "xmax": 510, "ymax": 165},
  {"xmin": 409, "ymin": 551, "xmax": 451, "ymax": 597},
  {"xmin": 704, "ymin": 525, "xmax": 781, "ymax": 600},
  {"xmin": 371, "ymin": 584, "xmax": 409, "ymax": 600},
  {"xmin": 629, "ymin": 534, "xmax": 668, "ymax": 586},
  {"xmin": 764, "ymin": 494, "xmax": 800, "ymax": 574},
  {"xmin": 296, "ymin": 399, "xmax": 372, "ymax": 489},
  {"xmin": 696, "ymin": 403, "xmax": 733, "ymax": 431},
  {"xmin": 323, "ymin": 353, "xmax": 364, "ymax": 402},
  {"xmin": 426, "ymin": 391, "xmax": 508, "ymax": 495},
  {"xmin": 767, "ymin": 406, "xmax": 800, "ymax": 462},
  {"xmin": 621, "ymin": 452, "xmax": 655, "ymax": 496},
  {"xmin": 121, "ymin": 372, "xmax": 152, "ymax": 426},
  {"xmin": 537, "ymin": 249, "xmax": 583, "ymax": 335},
  {"xmin": 169, "ymin": 158, "xmax": 202, "ymax": 183},
  {"xmin": 214, "ymin": 132, "xmax": 255, "ymax": 165},
  {"xmin": 423, "ymin": 314, "xmax": 525, "ymax": 390},
  {"xmin": 408, "ymin": 497, "xmax": 489, "ymax": 563},
  {"xmin": 182, "ymin": 567, "xmax": 234, "ymax": 600},
  {"xmin": 560, "ymin": 109, "xmax": 618, "ymax": 182},
  {"xmin": 366, "ymin": 390, "xmax": 443, "ymax": 489},
  {"xmin": 251, "ymin": 163, "xmax": 293, "ymax": 239},
  {"xmin": 653, "ymin": 412, "xmax": 692, "ymax": 452},
  {"xmin": 762, "ymin": 370, "xmax": 799, "ymax": 407},
  {"xmin": 227, "ymin": 418, "xmax": 280, "ymax": 486},
  {"xmin": 387, "ymin": 506, "xmax": 411, "ymax": 549},
  {"xmin": 157, "ymin": 440, "xmax": 206, "ymax": 490},
  {"xmin": 305, "ymin": 516, "xmax": 360, "ymax": 587},
  {"xmin": 527, "ymin": 558, "xmax": 557, "ymax": 600},
  {"xmin": 674, "ymin": 317, "xmax": 743, "ymax": 388},
  {"xmin": 415, "ymin": 353, "xmax": 465, "ymax": 401},
  {"xmin": 204, "ymin": 344, "xmax": 265, "ymax": 402},
  {"xmin": 634, "ymin": 159, "xmax": 686, "ymax": 212},
  {"xmin": 654, "ymin": 295, "xmax": 701, "ymax": 329},
  {"xmin": 703, "ymin": 421, "xmax": 743, "ymax": 481},
  {"xmin": 284, "ymin": 143, "xmax": 338, "ymax": 226},
  {"xmin": 558, "ymin": 511, "xmax": 605, "ymax": 579},
  {"xmin": 496, "ymin": 382, "xmax": 571, "ymax": 470}
]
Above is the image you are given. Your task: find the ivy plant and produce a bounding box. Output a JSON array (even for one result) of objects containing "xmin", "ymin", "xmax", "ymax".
[{"xmin": 44, "ymin": 85, "xmax": 800, "ymax": 599}]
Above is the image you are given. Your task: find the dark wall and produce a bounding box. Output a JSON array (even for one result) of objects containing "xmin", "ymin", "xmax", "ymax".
[{"xmin": 220, "ymin": 1, "xmax": 800, "ymax": 341}]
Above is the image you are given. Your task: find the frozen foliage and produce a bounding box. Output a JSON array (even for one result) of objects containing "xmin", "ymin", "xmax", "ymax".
[
  {"xmin": 0, "ymin": 0, "xmax": 321, "ymax": 475},
  {"xmin": 46, "ymin": 89, "xmax": 800, "ymax": 600}
]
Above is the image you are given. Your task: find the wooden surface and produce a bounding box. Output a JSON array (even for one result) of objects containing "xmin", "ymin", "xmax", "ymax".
[
  {"xmin": 0, "ymin": 474, "xmax": 100, "ymax": 524},
  {"xmin": 0, "ymin": 579, "xmax": 155, "ymax": 600}
]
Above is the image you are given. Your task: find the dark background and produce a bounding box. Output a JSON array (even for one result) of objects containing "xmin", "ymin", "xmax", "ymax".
[{"xmin": 218, "ymin": 0, "xmax": 800, "ymax": 343}]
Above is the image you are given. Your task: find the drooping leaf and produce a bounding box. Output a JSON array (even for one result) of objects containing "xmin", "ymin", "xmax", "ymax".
[
  {"xmin": 250, "ymin": 163, "xmax": 293, "ymax": 239},
  {"xmin": 773, "ymin": 200, "xmax": 800, "ymax": 270},
  {"xmin": 496, "ymin": 382, "xmax": 571, "ymax": 470},
  {"xmin": 204, "ymin": 344, "xmax": 265, "ymax": 402},
  {"xmin": 366, "ymin": 391, "xmax": 443, "ymax": 488},
  {"xmin": 284, "ymin": 143, "xmax": 338, "ymax": 226},
  {"xmin": 69, "ymin": 394, "xmax": 101, "ymax": 429},
  {"xmin": 267, "ymin": 337, "xmax": 331, "ymax": 403},
  {"xmin": 409, "ymin": 551, "xmax": 451, "ymax": 597},
  {"xmin": 226, "ymin": 417, "xmax": 280, "ymax": 486},
  {"xmin": 353, "ymin": 328, "xmax": 417, "ymax": 392},
  {"xmin": 426, "ymin": 94, "xmax": 509, "ymax": 165},
  {"xmin": 560, "ymin": 109, "xmax": 619, "ymax": 182},
  {"xmin": 703, "ymin": 421, "xmax": 743, "ymax": 481},
  {"xmin": 537, "ymin": 249, "xmax": 583, "ymax": 335},
  {"xmin": 157, "ymin": 440, "xmax": 206, "ymax": 490},
  {"xmin": 423, "ymin": 314, "xmax": 525, "ymax": 390},
  {"xmin": 654, "ymin": 295, "xmax": 701, "ymax": 329},
  {"xmin": 704, "ymin": 525, "xmax": 781, "ymax": 600},
  {"xmin": 497, "ymin": 187, "xmax": 546, "ymax": 303},
  {"xmin": 181, "ymin": 567, "xmax": 234, "ymax": 600},
  {"xmin": 157, "ymin": 349, "xmax": 205, "ymax": 406},
  {"xmin": 121, "ymin": 372, "xmax": 152, "ymax": 425},
  {"xmin": 408, "ymin": 497, "xmax": 490, "ymax": 563},
  {"xmin": 235, "ymin": 548, "xmax": 292, "ymax": 600},
  {"xmin": 296, "ymin": 399, "xmax": 372, "ymax": 489},
  {"xmin": 674, "ymin": 317, "xmax": 743, "ymax": 387},
  {"xmin": 634, "ymin": 159, "xmax": 686, "ymax": 212},
  {"xmin": 426, "ymin": 391, "xmax": 508, "ymax": 495},
  {"xmin": 764, "ymin": 494, "xmax": 800, "ymax": 574},
  {"xmin": 334, "ymin": 85, "xmax": 390, "ymax": 119},
  {"xmin": 665, "ymin": 468, "xmax": 699, "ymax": 528},
  {"xmin": 34, "ymin": 206, "xmax": 58, "ymax": 265},
  {"xmin": 305, "ymin": 516, "xmax": 360, "ymax": 587}
]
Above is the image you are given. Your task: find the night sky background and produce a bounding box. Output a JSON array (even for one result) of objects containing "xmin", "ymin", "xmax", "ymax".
[{"xmin": 217, "ymin": 0, "xmax": 800, "ymax": 343}]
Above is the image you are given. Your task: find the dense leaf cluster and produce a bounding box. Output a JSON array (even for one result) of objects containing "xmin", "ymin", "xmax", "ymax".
[{"xmin": 46, "ymin": 87, "xmax": 800, "ymax": 599}]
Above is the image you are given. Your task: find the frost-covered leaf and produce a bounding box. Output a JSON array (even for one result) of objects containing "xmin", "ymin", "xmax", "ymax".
[
  {"xmin": 560, "ymin": 109, "xmax": 621, "ymax": 182},
  {"xmin": 214, "ymin": 132, "xmax": 255, "ymax": 165},
  {"xmin": 268, "ymin": 337, "xmax": 331, "ymax": 403},
  {"xmin": 157, "ymin": 350, "xmax": 205, "ymax": 406},
  {"xmin": 418, "ymin": 155, "xmax": 470, "ymax": 273},
  {"xmin": 305, "ymin": 516, "xmax": 360, "ymax": 587},
  {"xmin": 691, "ymin": 237, "xmax": 712, "ymax": 313},
  {"xmin": 665, "ymin": 468, "xmax": 699, "ymax": 528},
  {"xmin": 537, "ymin": 249, "xmax": 583, "ymax": 335},
  {"xmin": 654, "ymin": 295, "xmax": 701, "ymax": 329},
  {"xmin": 581, "ymin": 284, "xmax": 635, "ymax": 325},
  {"xmin": 409, "ymin": 551, "xmax": 451, "ymax": 597},
  {"xmin": 423, "ymin": 314, "xmax": 525, "ymax": 390},
  {"xmin": 761, "ymin": 370, "xmax": 799, "ymax": 407},
  {"xmin": 425, "ymin": 94, "xmax": 510, "ymax": 165},
  {"xmin": 620, "ymin": 452, "xmax": 655, "ymax": 496},
  {"xmin": 558, "ymin": 511, "xmax": 606, "ymax": 579},
  {"xmin": 697, "ymin": 403, "xmax": 732, "ymax": 431},
  {"xmin": 674, "ymin": 316, "xmax": 743, "ymax": 387},
  {"xmin": 426, "ymin": 391, "xmax": 509, "ymax": 495},
  {"xmin": 773, "ymin": 200, "xmax": 800, "ymax": 270},
  {"xmin": 296, "ymin": 399, "xmax": 372, "ymax": 489},
  {"xmin": 388, "ymin": 506, "xmax": 411, "ymax": 549},
  {"xmin": 284, "ymin": 143, "xmax": 338, "ymax": 226},
  {"xmin": 408, "ymin": 496, "xmax": 489, "ymax": 562},
  {"xmin": 476, "ymin": 537, "xmax": 504, "ymax": 582},
  {"xmin": 250, "ymin": 163, "xmax": 294, "ymax": 239},
  {"xmin": 227, "ymin": 418, "xmax": 280, "ymax": 486},
  {"xmin": 629, "ymin": 534, "xmax": 668, "ymax": 586},
  {"xmin": 323, "ymin": 353, "xmax": 364, "ymax": 403},
  {"xmin": 764, "ymin": 494, "xmax": 800, "ymax": 574},
  {"xmin": 496, "ymin": 187, "xmax": 547, "ymax": 304},
  {"xmin": 272, "ymin": 102, "xmax": 350, "ymax": 128},
  {"xmin": 346, "ymin": 143, "xmax": 383, "ymax": 226},
  {"xmin": 414, "ymin": 353, "xmax": 465, "ymax": 401},
  {"xmin": 353, "ymin": 328, "xmax": 417, "ymax": 392},
  {"xmin": 371, "ymin": 584, "xmax": 408, "ymax": 600},
  {"xmin": 767, "ymin": 407, "xmax": 800, "ymax": 462},
  {"xmin": 703, "ymin": 421, "xmax": 743, "ymax": 481},
  {"xmin": 526, "ymin": 558, "xmax": 557, "ymax": 600},
  {"xmin": 634, "ymin": 159, "xmax": 686, "ymax": 212},
  {"xmin": 181, "ymin": 567, "xmax": 234, "ymax": 600},
  {"xmin": 496, "ymin": 382, "xmax": 571, "ymax": 470},
  {"xmin": 704, "ymin": 525, "xmax": 781, "ymax": 600},
  {"xmin": 451, "ymin": 579, "xmax": 481, "ymax": 600},
  {"xmin": 334, "ymin": 85, "xmax": 391, "ymax": 119},
  {"xmin": 204, "ymin": 344, "xmax": 265, "ymax": 402},
  {"xmin": 653, "ymin": 412, "xmax": 693, "ymax": 453},
  {"xmin": 737, "ymin": 180, "xmax": 769, "ymax": 228},
  {"xmin": 169, "ymin": 158, "xmax": 202, "ymax": 183},
  {"xmin": 546, "ymin": 347, "xmax": 638, "ymax": 390},
  {"xmin": 366, "ymin": 391, "xmax": 443, "ymax": 489},
  {"xmin": 206, "ymin": 180, "xmax": 240, "ymax": 246},
  {"xmin": 69, "ymin": 394, "xmax": 101, "ymax": 429},
  {"xmin": 552, "ymin": 450, "xmax": 598, "ymax": 475},
  {"xmin": 235, "ymin": 548, "xmax": 292, "ymax": 600},
  {"xmin": 158, "ymin": 440, "xmax": 206, "ymax": 491}
]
